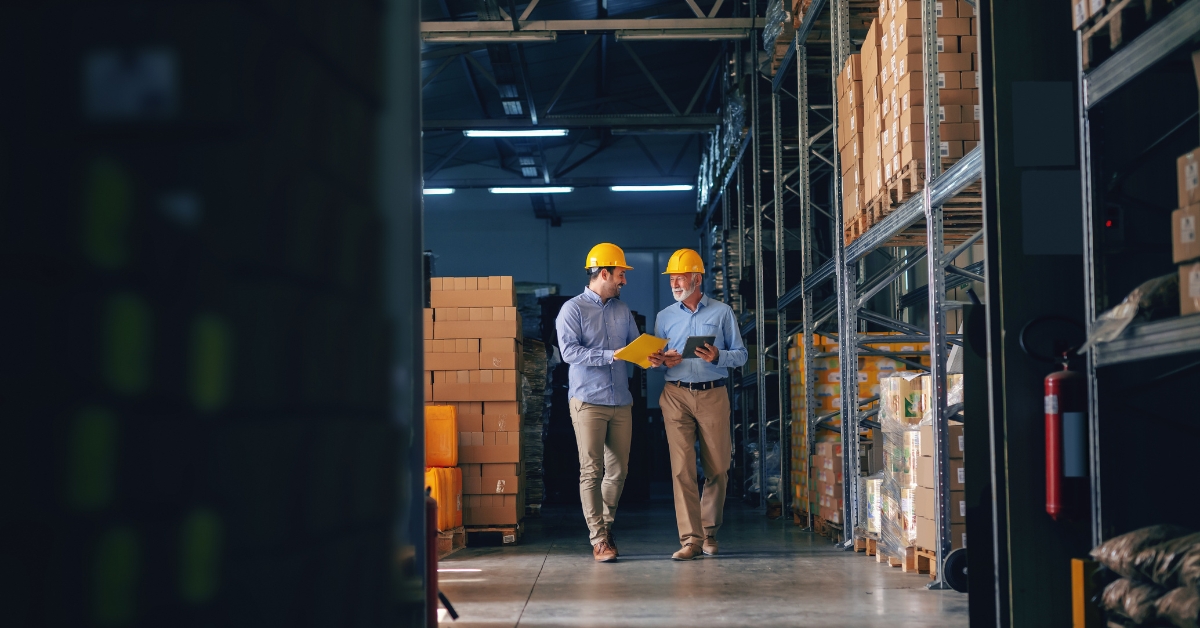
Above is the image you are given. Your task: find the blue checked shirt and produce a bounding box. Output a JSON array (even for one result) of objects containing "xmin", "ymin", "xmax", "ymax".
[
  {"xmin": 556, "ymin": 288, "xmax": 641, "ymax": 406},
  {"xmin": 654, "ymin": 294, "xmax": 748, "ymax": 383}
]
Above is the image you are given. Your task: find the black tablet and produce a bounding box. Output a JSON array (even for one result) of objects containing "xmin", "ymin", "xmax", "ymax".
[{"xmin": 682, "ymin": 336, "xmax": 717, "ymax": 359}]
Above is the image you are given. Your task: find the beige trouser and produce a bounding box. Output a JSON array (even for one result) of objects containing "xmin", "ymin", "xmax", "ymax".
[
  {"xmin": 660, "ymin": 383, "xmax": 731, "ymax": 547},
  {"xmin": 569, "ymin": 398, "xmax": 633, "ymax": 545}
]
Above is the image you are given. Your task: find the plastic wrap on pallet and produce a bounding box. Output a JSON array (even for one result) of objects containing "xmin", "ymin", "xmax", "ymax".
[
  {"xmin": 918, "ymin": 373, "xmax": 964, "ymax": 423},
  {"xmin": 879, "ymin": 371, "xmax": 923, "ymax": 558},
  {"xmin": 521, "ymin": 339, "xmax": 549, "ymax": 511},
  {"xmin": 856, "ymin": 471, "xmax": 885, "ymax": 539},
  {"xmin": 761, "ymin": 0, "xmax": 788, "ymax": 51},
  {"xmin": 723, "ymin": 93, "xmax": 746, "ymax": 154},
  {"xmin": 765, "ymin": 440, "xmax": 782, "ymax": 505}
]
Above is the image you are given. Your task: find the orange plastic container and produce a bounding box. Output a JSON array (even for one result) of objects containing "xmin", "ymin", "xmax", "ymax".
[
  {"xmin": 424, "ymin": 467, "xmax": 463, "ymax": 531},
  {"xmin": 425, "ymin": 405, "xmax": 458, "ymax": 467}
]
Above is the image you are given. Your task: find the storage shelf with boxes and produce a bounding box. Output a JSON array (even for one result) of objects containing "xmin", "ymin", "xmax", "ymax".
[
  {"xmin": 424, "ymin": 276, "xmax": 527, "ymax": 536},
  {"xmin": 842, "ymin": 0, "xmax": 982, "ymax": 245}
]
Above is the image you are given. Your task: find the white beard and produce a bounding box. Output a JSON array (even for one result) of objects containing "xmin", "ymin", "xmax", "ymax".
[{"xmin": 672, "ymin": 282, "xmax": 697, "ymax": 303}]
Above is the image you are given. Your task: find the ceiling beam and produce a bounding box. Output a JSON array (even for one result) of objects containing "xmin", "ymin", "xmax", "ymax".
[
  {"xmin": 421, "ymin": 17, "xmax": 764, "ymax": 32},
  {"xmin": 422, "ymin": 176, "xmax": 696, "ymax": 189},
  {"xmin": 422, "ymin": 115, "xmax": 719, "ymax": 130}
]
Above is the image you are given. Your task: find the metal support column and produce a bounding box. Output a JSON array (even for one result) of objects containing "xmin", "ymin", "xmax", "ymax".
[
  {"xmin": 921, "ymin": 0, "xmax": 952, "ymax": 591},
  {"xmin": 752, "ymin": 40, "xmax": 768, "ymax": 511},
  {"xmin": 797, "ymin": 39, "xmax": 816, "ymax": 531},
  {"xmin": 831, "ymin": 0, "xmax": 859, "ymax": 544},
  {"xmin": 772, "ymin": 88, "xmax": 788, "ymax": 516}
]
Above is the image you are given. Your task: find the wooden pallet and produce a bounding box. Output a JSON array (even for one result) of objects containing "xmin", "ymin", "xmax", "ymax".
[
  {"xmin": 915, "ymin": 546, "xmax": 939, "ymax": 579},
  {"xmin": 466, "ymin": 522, "xmax": 523, "ymax": 545},
  {"xmin": 854, "ymin": 536, "xmax": 879, "ymax": 556},
  {"xmin": 1081, "ymin": 0, "xmax": 1179, "ymax": 70},
  {"xmin": 438, "ymin": 527, "xmax": 467, "ymax": 559}
]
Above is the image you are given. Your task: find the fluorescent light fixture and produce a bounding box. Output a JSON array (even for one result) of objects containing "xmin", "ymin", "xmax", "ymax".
[
  {"xmin": 423, "ymin": 188, "xmax": 455, "ymax": 195},
  {"xmin": 610, "ymin": 185, "xmax": 695, "ymax": 192},
  {"xmin": 615, "ymin": 29, "xmax": 752, "ymax": 41},
  {"xmin": 463, "ymin": 129, "xmax": 568, "ymax": 138},
  {"xmin": 437, "ymin": 568, "xmax": 482, "ymax": 573},
  {"xmin": 489, "ymin": 186, "xmax": 573, "ymax": 194},
  {"xmin": 423, "ymin": 31, "xmax": 557, "ymax": 43}
]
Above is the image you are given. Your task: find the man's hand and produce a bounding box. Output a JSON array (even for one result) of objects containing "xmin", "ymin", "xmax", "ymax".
[
  {"xmin": 663, "ymin": 349, "xmax": 683, "ymax": 368},
  {"xmin": 694, "ymin": 342, "xmax": 720, "ymax": 364},
  {"xmin": 647, "ymin": 349, "xmax": 666, "ymax": 367}
]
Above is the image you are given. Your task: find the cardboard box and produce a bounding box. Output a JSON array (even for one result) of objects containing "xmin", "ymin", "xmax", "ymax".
[
  {"xmin": 937, "ymin": 36, "xmax": 959, "ymax": 53},
  {"xmin": 1182, "ymin": 262, "xmax": 1200, "ymax": 316},
  {"xmin": 430, "ymin": 289, "xmax": 516, "ymax": 308},
  {"xmin": 938, "ymin": 105, "xmax": 962, "ymax": 123},
  {"xmin": 938, "ymin": 17, "xmax": 972, "ymax": 35},
  {"xmin": 423, "ymin": 308, "xmax": 434, "ymax": 340},
  {"xmin": 458, "ymin": 412, "xmax": 483, "ymax": 432},
  {"xmin": 941, "ymin": 122, "xmax": 976, "ymax": 141},
  {"xmin": 960, "ymin": 36, "xmax": 978, "ymax": 55},
  {"xmin": 483, "ymin": 462, "xmax": 521, "ymax": 477},
  {"xmin": 425, "ymin": 353, "xmax": 478, "ymax": 371},
  {"xmin": 463, "ymin": 493, "xmax": 522, "ymax": 526},
  {"xmin": 464, "ymin": 475, "xmax": 521, "ymax": 495},
  {"xmin": 916, "ymin": 516, "xmax": 967, "ymax": 550},
  {"xmin": 1179, "ymin": 148, "xmax": 1200, "ymax": 208},
  {"xmin": 434, "ymin": 319, "xmax": 522, "ymax": 340},
  {"xmin": 1173, "ymin": 205, "xmax": 1200, "ymax": 263},
  {"xmin": 937, "ymin": 71, "xmax": 961, "ymax": 90},
  {"xmin": 936, "ymin": 0, "xmax": 958, "ymax": 17},
  {"xmin": 459, "ymin": 430, "xmax": 523, "ymax": 463},
  {"xmin": 915, "ymin": 488, "xmax": 967, "ymax": 524},
  {"xmin": 959, "ymin": 0, "xmax": 976, "ymax": 16},
  {"xmin": 940, "ymin": 89, "xmax": 978, "ymax": 105}
]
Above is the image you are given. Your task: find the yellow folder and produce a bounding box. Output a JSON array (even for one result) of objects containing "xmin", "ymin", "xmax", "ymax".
[{"xmin": 613, "ymin": 333, "xmax": 669, "ymax": 369}]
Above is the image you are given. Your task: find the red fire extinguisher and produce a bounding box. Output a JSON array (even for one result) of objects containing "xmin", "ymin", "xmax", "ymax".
[{"xmin": 1044, "ymin": 355, "xmax": 1088, "ymax": 521}]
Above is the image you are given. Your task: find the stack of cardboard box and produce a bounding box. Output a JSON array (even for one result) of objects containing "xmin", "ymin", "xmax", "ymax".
[
  {"xmin": 424, "ymin": 276, "xmax": 526, "ymax": 527},
  {"xmin": 875, "ymin": 0, "xmax": 979, "ymax": 187},
  {"xmin": 814, "ymin": 441, "xmax": 845, "ymax": 524},
  {"xmin": 861, "ymin": 20, "xmax": 885, "ymax": 227},
  {"xmin": 1176, "ymin": 149, "xmax": 1200, "ymax": 316},
  {"xmin": 838, "ymin": 53, "xmax": 866, "ymax": 233},
  {"xmin": 914, "ymin": 421, "xmax": 967, "ymax": 551}
]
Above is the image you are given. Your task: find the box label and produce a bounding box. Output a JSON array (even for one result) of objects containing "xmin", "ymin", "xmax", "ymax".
[
  {"xmin": 1191, "ymin": 268, "xmax": 1200, "ymax": 298},
  {"xmin": 1183, "ymin": 215, "xmax": 1196, "ymax": 243},
  {"xmin": 957, "ymin": 467, "xmax": 965, "ymax": 484},
  {"xmin": 1089, "ymin": 0, "xmax": 1104, "ymax": 12},
  {"xmin": 495, "ymin": 479, "xmax": 507, "ymax": 493},
  {"xmin": 1188, "ymin": 162, "xmax": 1199, "ymax": 193}
]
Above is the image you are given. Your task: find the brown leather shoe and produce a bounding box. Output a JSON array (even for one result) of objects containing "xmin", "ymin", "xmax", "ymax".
[
  {"xmin": 604, "ymin": 530, "xmax": 619, "ymax": 557},
  {"xmin": 593, "ymin": 540, "xmax": 617, "ymax": 562},
  {"xmin": 672, "ymin": 543, "xmax": 702, "ymax": 560},
  {"xmin": 702, "ymin": 537, "xmax": 718, "ymax": 556}
]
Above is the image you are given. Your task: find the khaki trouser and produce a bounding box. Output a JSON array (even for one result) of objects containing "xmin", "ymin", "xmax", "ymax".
[
  {"xmin": 569, "ymin": 398, "xmax": 633, "ymax": 545},
  {"xmin": 660, "ymin": 382, "xmax": 731, "ymax": 547}
]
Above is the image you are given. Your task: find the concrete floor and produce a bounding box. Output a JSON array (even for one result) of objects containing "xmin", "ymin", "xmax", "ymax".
[{"xmin": 438, "ymin": 499, "xmax": 968, "ymax": 627}]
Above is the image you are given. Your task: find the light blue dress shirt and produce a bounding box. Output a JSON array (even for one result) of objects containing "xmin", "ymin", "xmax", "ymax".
[
  {"xmin": 556, "ymin": 288, "xmax": 641, "ymax": 406},
  {"xmin": 654, "ymin": 294, "xmax": 748, "ymax": 383}
]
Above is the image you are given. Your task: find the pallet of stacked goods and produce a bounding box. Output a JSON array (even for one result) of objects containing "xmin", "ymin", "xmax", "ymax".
[
  {"xmin": 911, "ymin": 373, "xmax": 966, "ymax": 578},
  {"xmin": 877, "ymin": 370, "xmax": 924, "ymax": 569},
  {"xmin": 848, "ymin": 0, "xmax": 983, "ymax": 245},
  {"xmin": 425, "ymin": 277, "xmax": 527, "ymax": 543},
  {"xmin": 840, "ymin": 53, "xmax": 869, "ymax": 242},
  {"xmin": 1073, "ymin": 0, "xmax": 1184, "ymax": 70},
  {"xmin": 764, "ymin": 0, "xmax": 798, "ymax": 75},
  {"xmin": 814, "ymin": 441, "xmax": 845, "ymax": 540},
  {"xmin": 855, "ymin": 18, "xmax": 886, "ymax": 245},
  {"xmin": 1176, "ymin": 148, "xmax": 1200, "ymax": 315}
]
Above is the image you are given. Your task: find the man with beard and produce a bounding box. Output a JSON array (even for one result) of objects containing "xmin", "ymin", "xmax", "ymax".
[
  {"xmin": 647, "ymin": 248, "xmax": 747, "ymax": 560},
  {"xmin": 556, "ymin": 243, "xmax": 640, "ymax": 562}
]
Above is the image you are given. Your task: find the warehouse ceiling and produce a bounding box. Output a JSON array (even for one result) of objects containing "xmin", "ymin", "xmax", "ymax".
[{"xmin": 420, "ymin": 0, "xmax": 757, "ymax": 224}]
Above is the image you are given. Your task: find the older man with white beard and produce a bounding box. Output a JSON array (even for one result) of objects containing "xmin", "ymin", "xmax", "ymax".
[{"xmin": 647, "ymin": 249, "xmax": 747, "ymax": 560}]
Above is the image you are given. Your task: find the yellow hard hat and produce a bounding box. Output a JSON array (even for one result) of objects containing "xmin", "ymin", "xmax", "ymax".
[
  {"xmin": 584, "ymin": 243, "xmax": 633, "ymax": 269},
  {"xmin": 662, "ymin": 248, "xmax": 705, "ymax": 274}
]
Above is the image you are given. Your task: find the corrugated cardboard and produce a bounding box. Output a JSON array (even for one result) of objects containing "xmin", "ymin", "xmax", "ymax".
[
  {"xmin": 434, "ymin": 319, "xmax": 522, "ymax": 340},
  {"xmin": 425, "ymin": 353, "xmax": 478, "ymax": 371},
  {"xmin": 459, "ymin": 431, "xmax": 523, "ymax": 463},
  {"xmin": 916, "ymin": 516, "xmax": 966, "ymax": 550},
  {"xmin": 1179, "ymin": 148, "xmax": 1200, "ymax": 208},
  {"xmin": 430, "ymin": 289, "xmax": 516, "ymax": 308},
  {"xmin": 915, "ymin": 488, "xmax": 966, "ymax": 523},
  {"xmin": 479, "ymin": 352, "xmax": 519, "ymax": 370},
  {"xmin": 918, "ymin": 422, "xmax": 965, "ymax": 458},
  {"xmin": 463, "ymin": 493, "xmax": 522, "ymax": 526},
  {"xmin": 458, "ymin": 413, "xmax": 484, "ymax": 432},
  {"xmin": 483, "ymin": 462, "xmax": 521, "ymax": 477},
  {"xmin": 423, "ymin": 308, "xmax": 434, "ymax": 340},
  {"xmin": 1182, "ymin": 262, "xmax": 1200, "ymax": 316},
  {"xmin": 464, "ymin": 475, "xmax": 520, "ymax": 495}
]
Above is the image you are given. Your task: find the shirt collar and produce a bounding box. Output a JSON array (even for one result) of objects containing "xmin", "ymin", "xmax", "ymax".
[
  {"xmin": 677, "ymin": 293, "xmax": 709, "ymax": 313},
  {"xmin": 583, "ymin": 287, "xmax": 604, "ymax": 304}
]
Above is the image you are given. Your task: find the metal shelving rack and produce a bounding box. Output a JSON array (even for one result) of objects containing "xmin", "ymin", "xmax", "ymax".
[
  {"xmin": 1078, "ymin": 0, "xmax": 1200, "ymax": 546},
  {"xmin": 791, "ymin": 0, "xmax": 986, "ymax": 587}
]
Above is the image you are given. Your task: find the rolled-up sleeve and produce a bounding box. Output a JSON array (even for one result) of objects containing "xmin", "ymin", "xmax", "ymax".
[
  {"xmin": 716, "ymin": 307, "xmax": 748, "ymax": 369},
  {"xmin": 557, "ymin": 301, "xmax": 614, "ymax": 366}
]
